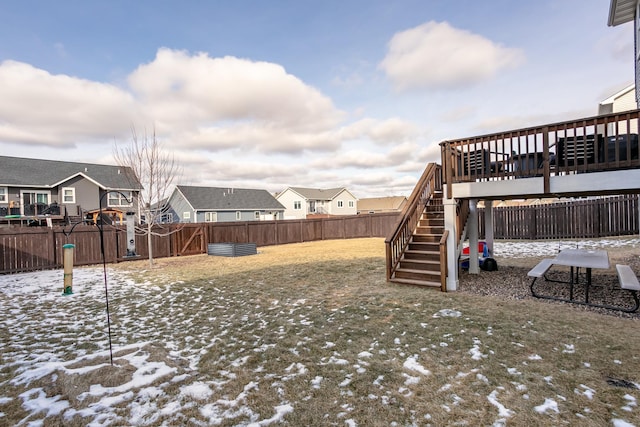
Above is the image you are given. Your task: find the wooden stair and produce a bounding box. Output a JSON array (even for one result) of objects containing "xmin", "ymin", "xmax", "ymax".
[{"xmin": 390, "ymin": 192, "xmax": 445, "ymax": 288}]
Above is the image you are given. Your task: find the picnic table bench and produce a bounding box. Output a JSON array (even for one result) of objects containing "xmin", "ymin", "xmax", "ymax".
[{"xmin": 527, "ymin": 252, "xmax": 640, "ymax": 313}]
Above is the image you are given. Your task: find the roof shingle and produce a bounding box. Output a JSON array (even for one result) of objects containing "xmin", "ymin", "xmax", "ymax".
[
  {"xmin": 0, "ymin": 156, "xmax": 141, "ymax": 189},
  {"xmin": 176, "ymin": 185, "xmax": 285, "ymax": 210}
]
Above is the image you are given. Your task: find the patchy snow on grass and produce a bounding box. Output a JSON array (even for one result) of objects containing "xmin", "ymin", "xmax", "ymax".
[
  {"xmin": 534, "ymin": 397, "xmax": 560, "ymax": 414},
  {"xmin": 1, "ymin": 237, "xmax": 640, "ymax": 426},
  {"xmin": 403, "ymin": 356, "xmax": 431, "ymax": 376},
  {"xmin": 433, "ymin": 309, "xmax": 462, "ymax": 318}
]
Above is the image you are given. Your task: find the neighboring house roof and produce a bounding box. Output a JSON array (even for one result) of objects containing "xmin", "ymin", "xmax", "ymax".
[
  {"xmin": 598, "ymin": 83, "xmax": 636, "ymax": 114},
  {"xmin": 150, "ymin": 198, "xmax": 169, "ymax": 212},
  {"xmin": 608, "ymin": 0, "xmax": 636, "ymax": 26},
  {"xmin": 600, "ymin": 84, "xmax": 635, "ymax": 104},
  {"xmin": 0, "ymin": 156, "xmax": 141, "ymax": 190},
  {"xmin": 357, "ymin": 196, "xmax": 407, "ymax": 212},
  {"xmin": 176, "ymin": 185, "xmax": 285, "ymax": 211},
  {"xmin": 284, "ymin": 187, "xmax": 354, "ymax": 201}
]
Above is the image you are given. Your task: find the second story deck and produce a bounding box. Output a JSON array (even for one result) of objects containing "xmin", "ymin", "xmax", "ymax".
[{"xmin": 440, "ymin": 109, "xmax": 640, "ymax": 200}]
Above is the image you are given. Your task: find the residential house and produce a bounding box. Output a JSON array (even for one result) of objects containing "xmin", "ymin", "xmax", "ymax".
[
  {"xmin": 166, "ymin": 185, "xmax": 285, "ymax": 223},
  {"xmin": 357, "ymin": 196, "xmax": 407, "ymax": 214},
  {"xmin": 598, "ymin": 84, "xmax": 637, "ymax": 115},
  {"xmin": 599, "ymin": 84, "xmax": 638, "ymax": 134},
  {"xmin": 0, "ymin": 155, "xmax": 141, "ymax": 222},
  {"xmin": 609, "ymin": 1, "xmax": 640, "ymax": 104},
  {"xmin": 276, "ymin": 187, "xmax": 358, "ymax": 219},
  {"xmin": 385, "ymin": 3, "xmax": 640, "ymax": 291}
]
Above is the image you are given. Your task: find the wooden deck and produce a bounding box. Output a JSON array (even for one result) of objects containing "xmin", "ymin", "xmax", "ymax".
[
  {"xmin": 386, "ymin": 109, "xmax": 640, "ymax": 291},
  {"xmin": 440, "ymin": 109, "xmax": 640, "ymax": 200}
]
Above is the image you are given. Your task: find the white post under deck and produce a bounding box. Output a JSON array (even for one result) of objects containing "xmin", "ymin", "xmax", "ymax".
[
  {"xmin": 443, "ymin": 190, "xmax": 458, "ymax": 291},
  {"xmin": 484, "ymin": 200, "xmax": 494, "ymax": 255},
  {"xmin": 468, "ymin": 199, "xmax": 479, "ymax": 274}
]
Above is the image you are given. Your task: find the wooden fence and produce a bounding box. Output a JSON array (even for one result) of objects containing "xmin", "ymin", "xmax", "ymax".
[
  {"xmin": 0, "ymin": 213, "xmax": 400, "ymax": 274},
  {"xmin": 479, "ymin": 195, "xmax": 639, "ymax": 240},
  {"xmin": 3, "ymin": 196, "xmax": 639, "ymax": 274}
]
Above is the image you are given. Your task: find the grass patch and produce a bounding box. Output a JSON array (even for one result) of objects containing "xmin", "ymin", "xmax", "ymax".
[{"xmin": 2, "ymin": 238, "xmax": 640, "ymax": 425}]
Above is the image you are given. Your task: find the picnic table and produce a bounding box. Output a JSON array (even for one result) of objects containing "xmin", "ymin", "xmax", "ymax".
[
  {"xmin": 528, "ymin": 248, "xmax": 640, "ymax": 312},
  {"xmin": 552, "ymin": 248, "xmax": 609, "ymax": 303}
]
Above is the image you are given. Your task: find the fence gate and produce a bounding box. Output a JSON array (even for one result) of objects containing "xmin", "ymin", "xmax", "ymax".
[{"xmin": 173, "ymin": 224, "xmax": 205, "ymax": 256}]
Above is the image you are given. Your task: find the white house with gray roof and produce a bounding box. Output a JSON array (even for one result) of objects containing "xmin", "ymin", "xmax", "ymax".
[
  {"xmin": 275, "ymin": 187, "xmax": 358, "ymax": 219},
  {"xmin": 0, "ymin": 155, "xmax": 141, "ymax": 219},
  {"xmin": 166, "ymin": 185, "xmax": 285, "ymax": 223}
]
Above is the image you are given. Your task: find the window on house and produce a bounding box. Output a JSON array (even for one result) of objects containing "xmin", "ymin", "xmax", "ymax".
[
  {"xmin": 162, "ymin": 213, "xmax": 174, "ymax": 223},
  {"xmin": 293, "ymin": 201, "xmax": 302, "ymax": 210},
  {"xmin": 337, "ymin": 200, "xmax": 344, "ymax": 208},
  {"xmin": 107, "ymin": 191, "xmax": 132, "ymax": 207},
  {"xmin": 22, "ymin": 191, "xmax": 50, "ymax": 206},
  {"xmin": 183, "ymin": 211, "xmax": 191, "ymax": 220},
  {"xmin": 236, "ymin": 211, "xmax": 242, "ymax": 220},
  {"xmin": 205, "ymin": 212, "xmax": 217, "ymax": 222},
  {"xmin": 255, "ymin": 211, "xmax": 260, "ymax": 219},
  {"xmin": 0, "ymin": 187, "xmax": 6, "ymax": 203},
  {"xmin": 61, "ymin": 187, "xmax": 75, "ymax": 204},
  {"xmin": 348, "ymin": 200, "xmax": 354, "ymax": 208}
]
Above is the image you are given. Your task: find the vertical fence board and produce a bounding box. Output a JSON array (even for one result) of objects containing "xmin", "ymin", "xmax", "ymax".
[
  {"xmin": 3, "ymin": 197, "xmax": 638, "ymax": 275},
  {"xmin": 478, "ymin": 194, "xmax": 639, "ymax": 240}
]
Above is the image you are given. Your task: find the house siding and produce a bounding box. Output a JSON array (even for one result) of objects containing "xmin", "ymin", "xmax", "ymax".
[
  {"xmin": 167, "ymin": 190, "xmax": 283, "ymax": 223},
  {"xmin": 168, "ymin": 191, "xmax": 194, "ymax": 223},
  {"xmin": 601, "ymin": 86, "xmax": 639, "ymax": 134},
  {"xmin": 195, "ymin": 210, "xmax": 282, "ymax": 223},
  {"xmin": 277, "ymin": 189, "xmax": 307, "ymax": 219},
  {"xmin": 328, "ymin": 189, "xmax": 358, "ymax": 215},
  {"xmin": 0, "ymin": 156, "xmax": 141, "ymax": 221},
  {"xmin": 614, "ymin": 89, "xmax": 638, "ymax": 113},
  {"xmin": 1, "ymin": 186, "xmax": 18, "ymax": 209},
  {"xmin": 276, "ymin": 187, "xmax": 358, "ymax": 218},
  {"xmin": 198, "ymin": 211, "xmax": 240, "ymax": 222},
  {"xmin": 56, "ymin": 175, "xmax": 100, "ymax": 214}
]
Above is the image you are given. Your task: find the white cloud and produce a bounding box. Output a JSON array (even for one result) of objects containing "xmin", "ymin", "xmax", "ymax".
[
  {"xmin": 368, "ymin": 118, "xmax": 419, "ymax": 144},
  {"xmin": 127, "ymin": 49, "xmax": 346, "ymax": 153},
  {"xmin": 196, "ymin": 159, "xmax": 305, "ymax": 182},
  {"xmin": 337, "ymin": 118, "xmax": 419, "ymax": 145},
  {"xmin": 351, "ymin": 173, "xmax": 419, "ymax": 197},
  {"xmin": 0, "ymin": 60, "xmax": 137, "ymax": 146},
  {"xmin": 0, "ymin": 49, "xmax": 370, "ymax": 155},
  {"xmin": 313, "ymin": 142, "xmax": 419, "ymax": 169},
  {"xmin": 379, "ymin": 21, "xmax": 525, "ymax": 91}
]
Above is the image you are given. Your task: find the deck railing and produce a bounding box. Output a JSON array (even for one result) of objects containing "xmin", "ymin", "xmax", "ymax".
[
  {"xmin": 440, "ymin": 109, "xmax": 640, "ymax": 198},
  {"xmin": 385, "ymin": 163, "xmax": 442, "ymax": 281}
]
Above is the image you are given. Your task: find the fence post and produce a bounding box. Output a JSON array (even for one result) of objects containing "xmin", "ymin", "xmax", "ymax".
[
  {"xmin": 529, "ymin": 206, "xmax": 536, "ymax": 240},
  {"xmin": 543, "ymin": 126, "xmax": 550, "ymax": 194},
  {"xmin": 636, "ymin": 194, "xmax": 640, "ymax": 235},
  {"xmin": 273, "ymin": 220, "xmax": 277, "ymax": 245},
  {"xmin": 49, "ymin": 228, "xmax": 56, "ymax": 266},
  {"xmin": 342, "ymin": 216, "xmax": 346, "ymax": 239}
]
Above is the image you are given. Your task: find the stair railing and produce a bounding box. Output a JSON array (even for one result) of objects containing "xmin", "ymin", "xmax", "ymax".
[
  {"xmin": 385, "ymin": 163, "xmax": 442, "ymax": 281},
  {"xmin": 455, "ymin": 199, "xmax": 470, "ymax": 257},
  {"xmin": 439, "ymin": 230, "xmax": 449, "ymax": 291}
]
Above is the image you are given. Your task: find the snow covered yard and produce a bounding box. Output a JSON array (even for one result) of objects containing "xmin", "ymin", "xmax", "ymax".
[{"xmin": 1, "ymin": 237, "xmax": 640, "ymax": 426}]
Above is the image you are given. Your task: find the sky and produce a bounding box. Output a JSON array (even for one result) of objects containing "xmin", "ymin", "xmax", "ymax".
[{"xmin": 0, "ymin": 0, "xmax": 634, "ymax": 198}]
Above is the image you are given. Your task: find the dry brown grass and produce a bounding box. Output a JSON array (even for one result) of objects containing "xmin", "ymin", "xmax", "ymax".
[{"xmin": 3, "ymin": 237, "xmax": 640, "ymax": 426}]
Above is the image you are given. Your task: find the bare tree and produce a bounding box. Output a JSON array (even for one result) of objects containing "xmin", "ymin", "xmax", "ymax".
[{"xmin": 114, "ymin": 127, "xmax": 182, "ymax": 267}]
